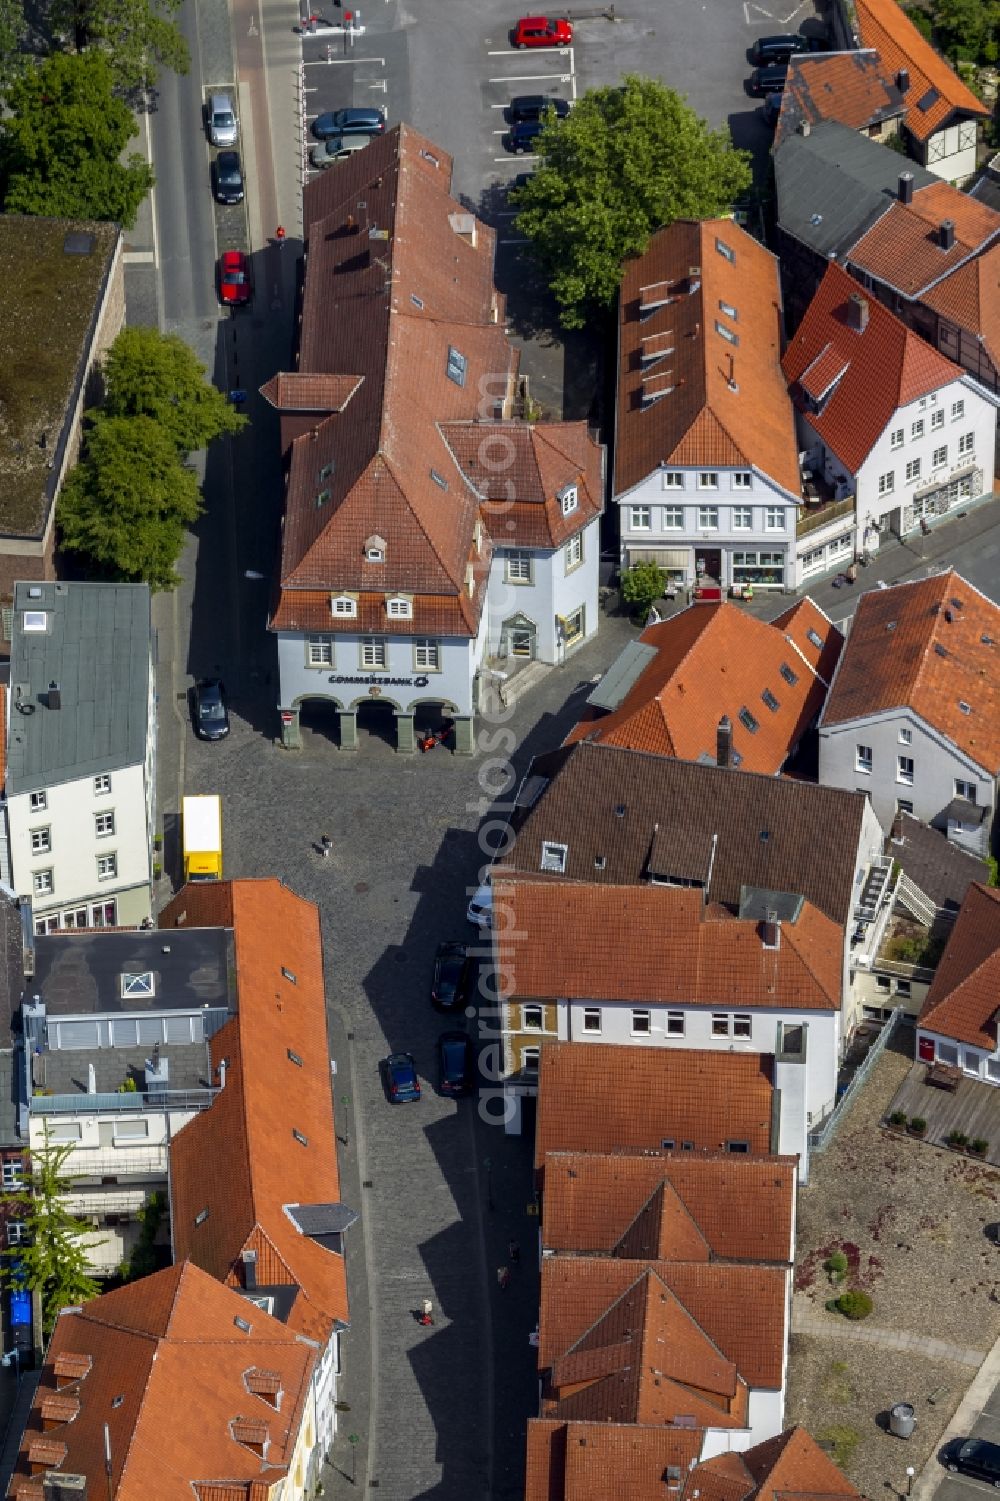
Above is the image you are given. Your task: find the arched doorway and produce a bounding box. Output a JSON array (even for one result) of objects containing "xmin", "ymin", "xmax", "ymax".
[
  {"xmin": 413, "ymin": 699, "xmax": 456, "ymax": 749},
  {"xmin": 297, "ymin": 696, "xmax": 343, "ymax": 749},
  {"xmin": 355, "ymin": 698, "xmax": 398, "ymax": 750},
  {"xmin": 500, "ymin": 612, "xmax": 537, "ymax": 661}
]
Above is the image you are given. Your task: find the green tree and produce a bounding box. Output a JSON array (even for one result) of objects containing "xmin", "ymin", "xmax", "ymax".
[
  {"xmin": 928, "ymin": 0, "xmax": 1000, "ymax": 58},
  {"xmin": 620, "ymin": 559, "xmax": 666, "ymax": 619},
  {"xmin": 103, "ymin": 327, "xmax": 246, "ymax": 454},
  {"xmin": 2, "ymin": 1135, "xmax": 100, "ymax": 1334},
  {"xmin": 0, "ymin": 0, "xmax": 29, "ymax": 99},
  {"xmin": 42, "ymin": 0, "xmax": 189, "ymax": 91},
  {"xmin": 58, "ymin": 413, "xmax": 202, "ymax": 589},
  {"xmin": 513, "ymin": 75, "xmax": 752, "ymax": 328},
  {"xmin": 0, "ymin": 51, "xmax": 154, "ymax": 226}
]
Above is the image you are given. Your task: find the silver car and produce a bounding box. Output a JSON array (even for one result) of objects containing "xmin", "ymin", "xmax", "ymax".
[
  {"xmin": 309, "ymin": 134, "xmax": 370, "ymax": 169},
  {"xmin": 208, "ymin": 93, "xmax": 238, "ymax": 147}
]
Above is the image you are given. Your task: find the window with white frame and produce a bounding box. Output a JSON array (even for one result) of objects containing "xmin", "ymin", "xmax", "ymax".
[
  {"xmin": 46, "ymin": 1121, "xmax": 81, "ymax": 1142},
  {"xmin": 94, "ymin": 812, "xmax": 115, "ymax": 839},
  {"xmin": 765, "ymin": 507, "xmax": 785, "ymax": 531},
  {"xmin": 565, "ymin": 534, "xmax": 583, "ymax": 571},
  {"xmin": 666, "ymin": 1011, "xmax": 685, "ymax": 1036},
  {"xmin": 698, "ymin": 473, "xmax": 719, "ymax": 490},
  {"xmin": 582, "ymin": 1007, "xmax": 601, "ymax": 1033},
  {"xmin": 898, "ymin": 728, "xmax": 912, "ymax": 745},
  {"xmin": 733, "ymin": 1014, "xmax": 752, "ymax": 1038},
  {"xmin": 506, "ymin": 551, "xmax": 532, "ymax": 583},
  {"xmin": 662, "ymin": 506, "xmax": 683, "ymax": 529},
  {"xmin": 97, "ymin": 853, "xmax": 117, "ymax": 881},
  {"xmin": 33, "ymin": 870, "xmax": 53, "ymax": 895},
  {"xmin": 890, "ymin": 429, "xmax": 903, "ymax": 450},
  {"xmin": 360, "ymin": 639, "xmax": 387, "ymax": 670},
  {"xmin": 540, "ymin": 841, "xmax": 567, "ymax": 873},
  {"xmin": 715, "ymin": 320, "xmax": 738, "ymax": 345},
  {"xmin": 932, "ymin": 445, "xmax": 947, "ymax": 468},
  {"xmin": 905, "ymin": 458, "xmax": 921, "ymax": 482},
  {"xmin": 414, "ymin": 639, "xmax": 440, "ymax": 671},
  {"xmin": 29, "ymin": 791, "xmax": 46, "ymax": 812},
  {"xmin": 732, "ymin": 506, "xmax": 752, "ymax": 530},
  {"xmin": 94, "ymin": 775, "xmax": 111, "ymax": 796},
  {"xmin": 911, "ymin": 419, "xmax": 924, "ymax": 439},
  {"xmin": 522, "ymin": 1004, "xmax": 543, "ymax": 1031},
  {"xmin": 559, "ymin": 485, "xmax": 578, "ymax": 516},
  {"xmin": 955, "ymin": 778, "xmax": 977, "ymax": 802},
  {"xmin": 629, "ymin": 506, "xmax": 651, "ymax": 530},
  {"xmin": 331, "ymin": 595, "xmax": 357, "ymax": 618},
  {"xmin": 30, "ymin": 828, "xmax": 50, "ymax": 854},
  {"xmin": 386, "ymin": 597, "xmax": 413, "ymax": 619},
  {"xmin": 7, "ymin": 1223, "xmax": 27, "ymax": 1246},
  {"xmin": 521, "ymin": 1046, "xmax": 540, "ymax": 1074},
  {"xmin": 931, "ymin": 409, "xmax": 944, "ymax": 430},
  {"xmin": 698, "ymin": 505, "xmax": 719, "ymax": 529},
  {"xmin": 1, "ymin": 1161, "xmax": 22, "ymax": 1189},
  {"xmin": 446, "ymin": 346, "xmax": 467, "ymax": 386},
  {"xmin": 958, "ymin": 431, "xmax": 974, "ymax": 455},
  {"xmin": 662, "ymin": 471, "xmax": 683, "ymax": 489},
  {"xmin": 952, "ymin": 399, "xmax": 965, "ymax": 420},
  {"xmin": 733, "ymin": 472, "xmax": 752, "ymax": 489},
  {"xmin": 878, "ymin": 472, "xmax": 894, "ymax": 495},
  {"xmin": 307, "ymin": 636, "xmax": 334, "ymax": 666},
  {"xmin": 856, "ymin": 744, "xmax": 873, "ymax": 774},
  {"xmin": 711, "ymin": 1014, "xmax": 730, "ymax": 1036},
  {"xmin": 897, "ymin": 755, "xmax": 914, "ymax": 785},
  {"xmin": 631, "ymin": 1009, "xmax": 651, "ymax": 1034}
]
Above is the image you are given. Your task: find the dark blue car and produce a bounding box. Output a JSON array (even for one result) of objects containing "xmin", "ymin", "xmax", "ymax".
[
  {"xmin": 438, "ymin": 1032, "xmax": 473, "ymax": 1097},
  {"xmin": 385, "ymin": 1052, "xmax": 420, "ymax": 1103}
]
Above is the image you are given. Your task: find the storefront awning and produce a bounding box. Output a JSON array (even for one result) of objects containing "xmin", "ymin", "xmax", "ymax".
[{"xmin": 626, "ymin": 547, "xmax": 689, "ymax": 568}]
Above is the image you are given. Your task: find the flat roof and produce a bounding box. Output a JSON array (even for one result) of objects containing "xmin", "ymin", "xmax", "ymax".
[
  {"xmin": 39, "ymin": 1040, "xmax": 213, "ymax": 1097},
  {"xmin": 0, "ymin": 217, "xmax": 119, "ymax": 538},
  {"xmin": 7, "ymin": 582, "xmax": 151, "ymax": 794},
  {"xmin": 32, "ymin": 927, "xmax": 234, "ymax": 1016}
]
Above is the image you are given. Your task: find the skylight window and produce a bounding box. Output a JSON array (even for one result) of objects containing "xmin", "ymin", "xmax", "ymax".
[
  {"xmin": 292, "ymin": 1128, "xmax": 309, "ymax": 1147},
  {"xmin": 806, "ymin": 628, "xmax": 823, "ymax": 649},
  {"xmin": 288, "ymin": 1048, "xmax": 303, "ymax": 1066},
  {"xmin": 958, "ymin": 700, "xmax": 971, "ymax": 715},
  {"xmin": 739, "ymin": 707, "xmax": 759, "ymax": 734},
  {"xmin": 234, "ymin": 1316, "xmax": 252, "ymax": 1333},
  {"xmin": 446, "ymin": 347, "xmax": 467, "ymax": 387},
  {"xmin": 22, "ymin": 612, "xmax": 47, "ymax": 632},
  {"xmin": 779, "ymin": 662, "xmax": 798, "ymax": 686},
  {"xmin": 762, "ymin": 689, "xmax": 779, "ymax": 713},
  {"xmin": 195, "ymin": 1208, "xmax": 209, "ymax": 1225},
  {"xmin": 281, "ymin": 967, "xmax": 297, "ymax": 984},
  {"xmin": 121, "ymin": 972, "xmax": 154, "ymax": 998}
]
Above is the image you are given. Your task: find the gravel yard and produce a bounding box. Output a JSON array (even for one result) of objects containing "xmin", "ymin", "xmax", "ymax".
[{"xmin": 787, "ymin": 1027, "xmax": 1000, "ymax": 1494}]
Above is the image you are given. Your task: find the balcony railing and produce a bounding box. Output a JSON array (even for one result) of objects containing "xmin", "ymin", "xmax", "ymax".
[
  {"xmin": 31, "ymin": 1088, "xmax": 217, "ymax": 1115},
  {"xmin": 60, "ymin": 1148, "xmax": 169, "ymax": 1179},
  {"xmin": 850, "ymin": 856, "xmax": 895, "ymax": 971},
  {"xmin": 797, "ymin": 494, "xmax": 855, "ymax": 539}
]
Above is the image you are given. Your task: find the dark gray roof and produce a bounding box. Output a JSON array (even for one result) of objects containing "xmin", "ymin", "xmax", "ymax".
[
  {"xmin": 890, "ymin": 811, "xmax": 988, "ymax": 911},
  {"xmin": 775, "ymin": 51, "xmax": 906, "ymax": 149},
  {"xmin": 0, "ymin": 891, "xmax": 26, "ymax": 1042},
  {"xmin": 970, "ymin": 171, "xmax": 1000, "ymax": 215},
  {"xmin": 505, "ymin": 741, "xmax": 870, "ymax": 924},
  {"xmin": 31, "ymin": 928, "xmax": 235, "ymax": 1016},
  {"xmin": 7, "ymin": 582, "xmax": 151, "ymax": 795},
  {"xmin": 739, "ymin": 888, "xmax": 806, "ymax": 923},
  {"xmin": 942, "ymin": 797, "xmax": 988, "ymax": 826},
  {"xmin": 586, "ymin": 640, "xmax": 658, "ymax": 712},
  {"xmin": 775, "ymin": 119, "xmax": 936, "ymax": 262},
  {"xmin": 286, "ymin": 1202, "xmax": 359, "ymax": 1236},
  {"xmin": 239, "ymin": 1285, "xmax": 300, "ymax": 1323}
]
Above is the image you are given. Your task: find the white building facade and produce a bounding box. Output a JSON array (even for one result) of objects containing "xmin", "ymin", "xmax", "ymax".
[{"xmin": 487, "ymin": 517, "xmax": 601, "ymax": 666}]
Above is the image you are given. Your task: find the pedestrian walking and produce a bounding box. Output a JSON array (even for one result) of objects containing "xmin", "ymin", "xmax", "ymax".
[
  {"xmin": 321, "ymin": 834, "xmax": 333, "ymax": 858},
  {"xmin": 508, "ymin": 1239, "xmax": 520, "ymax": 1265},
  {"xmin": 419, "ymin": 1298, "xmax": 433, "ymax": 1326},
  {"xmin": 276, "ymin": 225, "xmax": 286, "ymax": 248},
  {"xmin": 497, "ymin": 1265, "xmax": 510, "ymax": 1291}
]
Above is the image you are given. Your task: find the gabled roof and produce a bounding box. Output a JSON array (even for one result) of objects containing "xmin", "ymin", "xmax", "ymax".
[
  {"xmin": 848, "ymin": 181, "xmax": 1000, "ymax": 299},
  {"xmin": 921, "ymin": 241, "xmax": 1000, "ymax": 373},
  {"xmin": 729, "ymin": 1427, "xmax": 861, "ymax": 1501},
  {"xmin": 853, "ymin": 0, "xmax": 988, "ymax": 142},
  {"xmin": 889, "ymin": 809, "xmax": 988, "ymax": 911},
  {"xmin": 534, "ymin": 1042, "xmax": 775, "ymax": 1171},
  {"xmin": 917, "ymin": 881, "xmax": 1000, "ymax": 1048},
  {"xmin": 774, "ymin": 50, "xmax": 906, "ymax": 149},
  {"xmin": 774, "ymin": 120, "xmax": 936, "ymax": 264},
  {"xmin": 782, "ymin": 262, "xmax": 963, "ymax": 473},
  {"xmin": 505, "ymin": 740, "xmax": 870, "ymax": 927},
  {"xmin": 163, "ymin": 880, "xmax": 349, "ymax": 1342},
  {"xmin": 820, "ymin": 569, "xmax": 1000, "ymax": 771},
  {"xmin": 541, "ymin": 1151, "xmax": 796, "ymax": 1261},
  {"xmin": 563, "ymin": 599, "xmax": 841, "ymax": 770},
  {"xmin": 494, "ymin": 879, "xmax": 843, "ymax": 1010},
  {"xmin": 614, "ymin": 220, "xmax": 799, "ymax": 498},
  {"xmin": 7, "ymin": 1262, "xmax": 316, "ymax": 1501}
]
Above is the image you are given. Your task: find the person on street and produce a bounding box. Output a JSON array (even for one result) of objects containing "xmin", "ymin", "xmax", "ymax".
[
  {"xmin": 419, "ymin": 1298, "xmax": 433, "ymax": 1326},
  {"xmin": 508, "ymin": 1239, "xmax": 520, "ymax": 1265},
  {"xmin": 497, "ymin": 1265, "xmax": 510, "ymax": 1290}
]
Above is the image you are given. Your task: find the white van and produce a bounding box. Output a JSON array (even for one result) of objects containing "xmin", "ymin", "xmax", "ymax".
[{"xmin": 466, "ymin": 881, "xmax": 493, "ymax": 929}]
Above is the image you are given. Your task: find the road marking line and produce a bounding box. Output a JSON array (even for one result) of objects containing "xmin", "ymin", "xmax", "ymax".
[
  {"xmin": 303, "ymin": 54, "xmax": 385, "ymax": 65},
  {"xmin": 499, "ymin": 238, "xmax": 528, "ymax": 245},
  {"xmin": 487, "ymin": 44, "xmax": 570, "ymax": 54},
  {"xmin": 124, "ymin": 249, "xmax": 156, "ymax": 263},
  {"xmin": 494, "ymin": 154, "xmax": 537, "ymax": 163},
  {"xmin": 489, "ymin": 71, "xmax": 571, "ymax": 82}
]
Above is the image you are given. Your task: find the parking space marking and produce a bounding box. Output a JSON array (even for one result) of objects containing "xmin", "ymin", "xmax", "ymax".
[
  {"xmin": 494, "ymin": 154, "xmax": 538, "ymax": 163},
  {"xmin": 487, "ymin": 45, "xmax": 570, "ymax": 55},
  {"xmin": 489, "ymin": 71, "xmax": 572, "ymax": 83}
]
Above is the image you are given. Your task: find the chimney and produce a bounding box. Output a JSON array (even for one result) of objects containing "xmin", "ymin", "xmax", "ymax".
[
  {"xmin": 939, "ymin": 219, "xmax": 955, "ymax": 251},
  {"xmin": 47, "ymin": 681, "xmax": 61, "ymax": 710},
  {"xmin": 242, "ymin": 1249, "xmax": 258, "ymax": 1290},
  {"xmin": 762, "ymin": 911, "xmax": 781, "ymax": 950},
  {"xmin": 896, "ymin": 67, "xmax": 909, "ymax": 93},
  {"xmin": 43, "ymin": 1477, "xmax": 87, "ymax": 1501},
  {"xmin": 898, "ymin": 171, "xmax": 914, "ymax": 205},
  {"xmin": 797, "ymin": 120, "xmax": 811, "ymax": 137},
  {"xmin": 716, "ymin": 716, "xmax": 733, "ymax": 768},
  {"xmin": 847, "ymin": 292, "xmax": 869, "ymax": 333}
]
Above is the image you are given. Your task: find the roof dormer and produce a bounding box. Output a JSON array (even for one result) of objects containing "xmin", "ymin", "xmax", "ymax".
[
  {"xmin": 386, "ymin": 594, "xmax": 413, "ymax": 620},
  {"xmin": 331, "ymin": 592, "xmax": 358, "ymax": 618},
  {"xmin": 558, "ymin": 483, "xmax": 579, "ymax": 517},
  {"xmin": 364, "ymin": 534, "xmax": 386, "ymax": 564}
]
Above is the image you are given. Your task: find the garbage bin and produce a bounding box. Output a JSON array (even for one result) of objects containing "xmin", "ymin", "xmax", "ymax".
[{"xmin": 890, "ymin": 1403, "xmax": 916, "ymax": 1439}]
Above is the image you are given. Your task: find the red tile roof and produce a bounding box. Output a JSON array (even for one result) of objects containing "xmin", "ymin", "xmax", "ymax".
[
  {"xmin": 162, "ymin": 880, "xmax": 348, "ymax": 1342},
  {"xmin": 782, "ymin": 262, "xmax": 963, "ymax": 473},
  {"xmin": 7, "ymin": 1262, "xmax": 317, "ymax": 1501},
  {"xmin": 731, "ymin": 1427, "xmax": 861, "ymax": 1501},
  {"xmin": 495, "ymin": 879, "xmax": 843, "ymax": 1009},
  {"xmin": 918, "ymin": 881, "xmax": 1000, "ymax": 1047},
  {"xmin": 615, "ymin": 220, "xmax": 800, "ymax": 498},
  {"xmin": 849, "ymin": 181, "xmax": 1000, "ymax": 298},
  {"xmin": 525, "ymin": 1420, "xmax": 705, "ymax": 1501},
  {"xmin": 921, "ymin": 241, "xmax": 1000, "ymax": 373},
  {"xmin": 774, "ymin": 50, "xmax": 906, "ymax": 149},
  {"xmin": 535, "ymin": 1043, "xmax": 775, "ymax": 1173},
  {"xmin": 541, "ymin": 1151, "xmax": 796, "ymax": 1261},
  {"xmin": 854, "ymin": 0, "xmax": 988, "ymax": 142},
  {"xmin": 564, "ymin": 599, "xmax": 841, "ymax": 771},
  {"xmin": 442, "ymin": 421, "xmax": 603, "ymax": 549},
  {"xmin": 821, "ymin": 569, "xmax": 1000, "ymax": 771}
]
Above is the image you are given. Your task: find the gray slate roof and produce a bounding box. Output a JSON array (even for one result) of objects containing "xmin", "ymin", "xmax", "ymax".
[
  {"xmin": 32, "ymin": 927, "xmax": 234, "ymax": 1016},
  {"xmin": 7, "ymin": 582, "xmax": 151, "ymax": 795},
  {"xmin": 775, "ymin": 119, "xmax": 936, "ymax": 262},
  {"xmin": 890, "ymin": 811, "xmax": 988, "ymax": 911}
]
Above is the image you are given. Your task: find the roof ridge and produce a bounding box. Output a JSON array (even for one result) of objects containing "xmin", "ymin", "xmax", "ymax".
[
  {"xmin": 379, "ymin": 446, "xmax": 468, "ymax": 588},
  {"xmin": 780, "ymin": 910, "xmax": 841, "ymax": 1002}
]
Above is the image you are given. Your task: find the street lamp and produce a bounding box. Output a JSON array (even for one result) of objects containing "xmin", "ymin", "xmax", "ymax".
[
  {"xmin": 906, "ymin": 1468, "xmax": 914, "ymax": 1498},
  {"xmin": 347, "ymin": 1433, "xmax": 359, "ymax": 1487}
]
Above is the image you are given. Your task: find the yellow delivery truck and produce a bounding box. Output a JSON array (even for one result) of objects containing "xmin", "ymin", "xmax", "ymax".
[{"xmin": 182, "ymin": 795, "xmax": 222, "ymax": 881}]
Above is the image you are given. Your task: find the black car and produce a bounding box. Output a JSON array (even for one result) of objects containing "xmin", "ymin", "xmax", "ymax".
[
  {"xmin": 212, "ymin": 150, "xmax": 245, "ymax": 204},
  {"xmin": 750, "ymin": 32, "xmax": 809, "ymax": 64},
  {"xmin": 762, "ymin": 92, "xmax": 783, "ymax": 127},
  {"xmin": 438, "ymin": 1031, "xmax": 474, "ymax": 1097},
  {"xmin": 430, "ymin": 942, "xmax": 476, "ymax": 1012},
  {"xmin": 507, "ymin": 120, "xmax": 545, "ymax": 153},
  {"xmin": 311, "ymin": 107, "xmax": 385, "ymax": 139},
  {"xmin": 947, "ymin": 1439, "xmax": 1000, "ymax": 1487},
  {"xmin": 193, "ymin": 679, "xmax": 230, "ymax": 741},
  {"xmin": 749, "ymin": 64, "xmax": 788, "ymax": 97},
  {"xmin": 508, "ymin": 93, "xmax": 571, "ymax": 124}
]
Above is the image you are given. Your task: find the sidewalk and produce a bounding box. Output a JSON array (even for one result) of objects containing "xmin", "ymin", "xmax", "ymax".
[
  {"xmin": 792, "ymin": 1304, "xmax": 986, "ymax": 1367},
  {"xmin": 912, "ymin": 1328, "xmax": 1000, "ymax": 1501}
]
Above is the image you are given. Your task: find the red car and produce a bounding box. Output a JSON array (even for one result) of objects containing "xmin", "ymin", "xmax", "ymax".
[
  {"xmin": 513, "ymin": 14, "xmax": 572, "ymax": 46},
  {"xmin": 218, "ymin": 249, "xmax": 252, "ymax": 307}
]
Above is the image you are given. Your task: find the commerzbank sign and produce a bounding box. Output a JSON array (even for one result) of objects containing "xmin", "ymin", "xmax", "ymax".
[{"xmin": 327, "ymin": 674, "xmax": 431, "ymax": 688}]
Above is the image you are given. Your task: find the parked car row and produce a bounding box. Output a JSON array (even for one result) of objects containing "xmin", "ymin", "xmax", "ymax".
[
  {"xmin": 512, "ymin": 14, "xmax": 572, "ymax": 47},
  {"xmin": 747, "ymin": 30, "xmax": 827, "ymax": 101},
  {"xmin": 384, "ymin": 1033, "xmax": 475, "ymax": 1101},
  {"xmin": 505, "ymin": 93, "xmax": 570, "ymax": 153}
]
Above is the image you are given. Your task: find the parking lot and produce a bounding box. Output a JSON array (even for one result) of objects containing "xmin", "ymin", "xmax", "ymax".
[{"xmin": 934, "ymin": 1386, "xmax": 1000, "ymax": 1501}]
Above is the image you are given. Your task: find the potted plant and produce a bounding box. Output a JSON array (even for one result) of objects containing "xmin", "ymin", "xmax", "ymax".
[
  {"xmin": 153, "ymin": 834, "xmax": 163, "ymax": 852},
  {"xmin": 153, "ymin": 861, "xmax": 163, "ymax": 879},
  {"xmin": 908, "ymin": 1116, "xmax": 927, "ymax": 1137},
  {"xmin": 945, "ymin": 1130, "xmax": 969, "ymax": 1151},
  {"xmin": 969, "ymin": 1138, "xmax": 989, "ymax": 1158},
  {"xmin": 888, "ymin": 1110, "xmax": 908, "ymax": 1130}
]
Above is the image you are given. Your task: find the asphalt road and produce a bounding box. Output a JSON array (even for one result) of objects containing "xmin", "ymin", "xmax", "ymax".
[{"xmin": 933, "ymin": 1381, "xmax": 1000, "ymax": 1501}]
